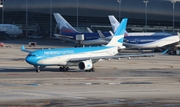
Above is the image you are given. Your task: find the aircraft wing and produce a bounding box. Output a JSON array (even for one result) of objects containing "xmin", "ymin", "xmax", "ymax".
[
  {"xmin": 54, "ymin": 34, "xmax": 76, "ymax": 42},
  {"xmin": 68, "ymin": 49, "xmax": 168, "ymax": 62},
  {"xmin": 54, "ymin": 34, "xmax": 74, "ymax": 38}
]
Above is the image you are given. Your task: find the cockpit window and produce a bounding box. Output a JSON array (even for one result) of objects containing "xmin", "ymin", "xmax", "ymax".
[{"xmin": 28, "ymin": 54, "xmax": 36, "ymax": 57}]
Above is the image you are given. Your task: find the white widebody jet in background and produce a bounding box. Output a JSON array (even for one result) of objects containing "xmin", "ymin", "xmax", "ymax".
[
  {"xmin": 108, "ymin": 15, "xmax": 172, "ymax": 36},
  {"xmin": 108, "ymin": 15, "xmax": 180, "ymax": 50}
]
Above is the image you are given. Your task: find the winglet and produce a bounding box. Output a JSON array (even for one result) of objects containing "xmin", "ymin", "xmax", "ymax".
[
  {"xmin": 97, "ymin": 30, "xmax": 105, "ymax": 38},
  {"xmin": 161, "ymin": 49, "xmax": 169, "ymax": 55},
  {"xmin": 21, "ymin": 45, "xmax": 33, "ymax": 53},
  {"xmin": 87, "ymin": 27, "xmax": 93, "ymax": 33},
  {"xmin": 21, "ymin": 45, "xmax": 25, "ymax": 51}
]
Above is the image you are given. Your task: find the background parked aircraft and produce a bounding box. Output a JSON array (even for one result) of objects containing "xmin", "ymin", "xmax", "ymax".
[
  {"xmin": 0, "ymin": 24, "xmax": 23, "ymax": 39},
  {"xmin": 53, "ymin": 13, "xmax": 111, "ymax": 46},
  {"xmin": 108, "ymin": 15, "xmax": 180, "ymax": 50},
  {"xmin": 108, "ymin": 15, "xmax": 173, "ymax": 36}
]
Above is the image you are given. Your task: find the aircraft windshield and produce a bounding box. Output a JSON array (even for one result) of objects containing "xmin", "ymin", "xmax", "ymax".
[{"xmin": 28, "ymin": 54, "xmax": 36, "ymax": 57}]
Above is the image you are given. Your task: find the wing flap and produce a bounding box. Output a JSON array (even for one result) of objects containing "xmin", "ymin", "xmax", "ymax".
[{"xmin": 54, "ymin": 34, "xmax": 74, "ymax": 38}]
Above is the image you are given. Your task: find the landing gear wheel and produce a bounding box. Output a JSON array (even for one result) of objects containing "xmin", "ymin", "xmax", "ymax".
[
  {"xmin": 85, "ymin": 67, "xmax": 95, "ymax": 72},
  {"xmin": 59, "ymin": 66, "xmax": 69, "ymax": 71},
  {"xmin": 35, "ymin": 66, "xmax": 40, "ymax": 73},
  {"xmin": 65, "ymin": 67, "xmax": 69, "ymax": 71},
  {"xmin": 36, "ymin": 69, "xmax": 40, "ymax": 73},
  {"xmin": 59, "ymin": 67, "xmax": 63, "ymax": 71},
  {"xmin": 91, "ymin": 67, "xmax": 95, "ymax": 72}
]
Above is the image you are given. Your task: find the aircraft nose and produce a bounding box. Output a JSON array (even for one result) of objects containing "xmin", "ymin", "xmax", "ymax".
[{"xmin": 25, "ymin": 56, "xmax": 37, "ymax": 65}]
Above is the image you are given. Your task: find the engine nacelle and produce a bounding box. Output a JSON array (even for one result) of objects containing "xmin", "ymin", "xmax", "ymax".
[{"xmin": 78, "ymin": 60, "xmax": 93, "ymax": 70}]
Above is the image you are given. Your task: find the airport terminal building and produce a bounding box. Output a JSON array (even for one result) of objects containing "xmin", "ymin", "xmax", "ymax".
[{"xmin": 1, "ymin": 0, "xmax": 180, "ymax": 36}]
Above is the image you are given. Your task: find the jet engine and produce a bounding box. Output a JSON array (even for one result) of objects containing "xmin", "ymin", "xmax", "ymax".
[{"xmin": 78, "ymin": 60, "xmax": 93, "ymax": 70}]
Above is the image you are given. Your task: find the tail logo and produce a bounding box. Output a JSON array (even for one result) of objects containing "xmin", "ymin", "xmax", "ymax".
[{"xmin": 58, "ymin": 22, "xmax": 76, "ymax": 33}]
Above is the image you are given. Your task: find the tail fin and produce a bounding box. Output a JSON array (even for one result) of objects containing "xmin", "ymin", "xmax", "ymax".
[
  {"xmin": 106, "ymin": 18, "xmax": 128, "ymax": 47},
  {"xmin": 109, "ymin": 15, "xmax": 129, "ymax": 36},
  {"xmin": 108, "ymin": 15, "xmax": 120, "ymax": 33},
  {"xmin": 53, "ymin": 13, "xmax": 79, "ymax": 33}
]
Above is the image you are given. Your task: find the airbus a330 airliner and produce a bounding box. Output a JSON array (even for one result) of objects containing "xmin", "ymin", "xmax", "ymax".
[{"xmin": 21, "ymin": 18, "xmax": 127, "ymax": 72}]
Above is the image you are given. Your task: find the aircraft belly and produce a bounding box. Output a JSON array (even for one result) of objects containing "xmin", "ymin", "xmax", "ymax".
[{"xmin": 38, "ymin": 56, "xmax": 67, "ymax": 65}]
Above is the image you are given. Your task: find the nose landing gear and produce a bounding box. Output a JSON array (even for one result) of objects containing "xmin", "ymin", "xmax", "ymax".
[{"xmin": 35, "ymin": 66, "xmax": 40, "ymax": 73}]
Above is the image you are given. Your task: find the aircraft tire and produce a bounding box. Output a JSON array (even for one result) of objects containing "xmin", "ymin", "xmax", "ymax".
[
  {"xmin": 36, "ymin": 69, "xmax": 40, "ymax": 73},
  {"xmin": 59, "ymin": 67, "xmax": 63, "ymax": 71},
  {"xmin": 91, "ymin": 68, "xmax": 95, "ymax": 72},
  {"xmin": 35, "ymin": 66, "xmax": 40, "ymax": 73},
  {"xmin": 65, "ymin": 67, "xmax": 69, "ymax": 71}
]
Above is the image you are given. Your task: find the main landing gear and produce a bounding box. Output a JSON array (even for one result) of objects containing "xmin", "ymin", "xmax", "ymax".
[
  {"xmin": 59, "ymin": 66, "xmax": 69, "ymax": 71},
  {"xmin": 34, "ymin": 66, "xmax": 95, "ymax": 73},
  {"xmin": 85, "ymin": 67, "xmax": 95, "ymax": 72}
]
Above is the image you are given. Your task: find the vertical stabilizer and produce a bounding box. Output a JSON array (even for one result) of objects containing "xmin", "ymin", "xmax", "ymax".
[
  {"xmin": 53, "ymin": 13, "xmax": 79, "ymax": 33},
  {"xmin": 108, "ymin": 15, "xmax": 120, "ymax": 33},
  {"xmin": 106, "ymin": 18, "xmax": 128, "ymax": 48},
  {"xmin": 109, "ymin": 15, "xmax": 129, "ymax": 36}
]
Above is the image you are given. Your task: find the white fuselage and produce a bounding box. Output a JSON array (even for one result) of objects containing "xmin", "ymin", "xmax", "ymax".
[
  {"xmin": 127, "ymin": 32, "xmax": 172, "ymax": 36},
  {"xmin": 0, "ymin": 24, "xmax": 23, "ymax": 36},
  {"xmin": 123, "ymin": 35, "xmax": 179, "ymax": 48}
]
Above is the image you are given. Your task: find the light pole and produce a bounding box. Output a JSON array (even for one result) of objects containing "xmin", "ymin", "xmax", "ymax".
[
  {"xmin": 50, "ymin": 0, "xmax": 52, "ymax": 38},
  {"xmin": 1, "ymin": 0, "xmax": 4, "ymax": 24},
  {"xmin": 171, "ymin": 0, "xmax": 176, "ymax": 33},
  {"xmin": 76, "ymin": 0, "xmax": 78, "ymax": 28},
  {"xmin": 117, "ymin": 0, "xmax": 122, "ymax": 22},
  {"xmin": 143, "ymin": 0, "xmax": 149, "ymax": 32},
  {"xmin": 26, "ymin": 0, "xmax": 28, "ymax": 37}
]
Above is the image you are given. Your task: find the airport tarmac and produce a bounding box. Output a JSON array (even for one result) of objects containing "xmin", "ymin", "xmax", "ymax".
[{"xmin": 0, "ymin": 39, "xmax": 180, "ymax": 106}]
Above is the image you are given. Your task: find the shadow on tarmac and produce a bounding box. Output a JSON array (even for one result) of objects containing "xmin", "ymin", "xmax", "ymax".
[{"xmin": 0, "ymin": 67, "xmax": 83, "ymax": 73}]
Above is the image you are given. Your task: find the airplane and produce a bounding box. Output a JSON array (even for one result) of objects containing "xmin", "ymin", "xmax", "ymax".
[
  {"xmin": 0, "ymin": 24, "xmax": 23, "ymax": 39},
  {"xmin": 108, "ymin": 15, "xmax": 180, "ymax": 50},
  {"xmin": 21, "ymin": 18, "xmax": 129, "ymax": 73},
  {"xmin": 53, "ymin": 13, "xmax": 179, "ymax": 49},
  {"xmin": 108, "ymin": 15, "xmax": 173, "ymax": 36},
  {"xmin": 53, "ymin": 13, "xmax": 111, "ymax": 45},
  {"xmin": 22, "ymin": 18, "xmax": 168, "ymax": 73}
]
